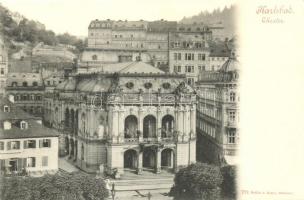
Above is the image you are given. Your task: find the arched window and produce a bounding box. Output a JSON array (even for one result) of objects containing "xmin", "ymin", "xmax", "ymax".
[
  {"xmin": 12, "ymin": 82, "xmax": 18, "ymax": 87},
  {"xmin": 143, "ymin": 115, "xmax": 156, "ymax": 138},
  {"xmin": 124, "ymin": 115, "xmax": 138, "ymax": 138},
  {"xmin": 161, "ymin": 115, "xmax": 174, "ymax": 138},
  {"xmin": 22, "ymin": 82, "xmax": 28, "ymax": 87},
  {"xmin": 32, "ymin": 81, "xmax": 38, "ymax": 86}
]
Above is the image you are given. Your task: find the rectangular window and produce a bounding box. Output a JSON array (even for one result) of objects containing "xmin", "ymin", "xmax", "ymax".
[
  {"xmin": 228, "ymin": 130, "xmax": 236, "ymax": 144},
  {"xmin": 39, "ymin": 139, "xmax": 51, "ymax": 148},
  {"xmin": 24, "ymin": 140, "xmax": 36, "ymax": 149},
  {"xmin": 42, "ymin": 156, "xmax": 48, "ymax": 167},
  {"xmin": 0, "ymin": 68, "xmax": 4, "ymax": 75},
  {"xmin": 229, "ymin": 111, "xmax": 236, "ymax": 122},
  {"xmin": 7, "ymin": 141, "xmax": 20, "ymax": 150},
  {"xmin": 27, "ymin": 157, "xmax": 36, "ymax": 167},
  {"xmin": 198, "ymin": 53, "xmax": 206, "ymax": 61},
  {"xmin": 178, "ymin": 66, "xmax": 181, "ymax": 72},
  {"xmin": 0, "ymin": 142, "xmax": 4, "ymax": 150}
]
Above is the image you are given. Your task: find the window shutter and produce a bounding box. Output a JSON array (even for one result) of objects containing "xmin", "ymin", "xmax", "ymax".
[
  {"xmin": 7, "ymin": 142, "xmax": 11, "ymax": 150},
  {"xmin": 33, "ymin": 158, "xmax": 36, "ymax": 167},
  {"xmin": 0, "ymin": 160, "xmax": 5, "ymax": 171},
  {"xmin": 39, "ymin": 140, "xmax": 42, "ymax": 148},
  {"xmin": 17, "ymin": 158, "xmax": 22, "ymax": 171},
  {"xmin": 49, "ymin": 139, "xmax": 51, "ymax": 148},
  {"xmin": 24, "ymin": 140, "xmax": 27, "ymax": 149}
]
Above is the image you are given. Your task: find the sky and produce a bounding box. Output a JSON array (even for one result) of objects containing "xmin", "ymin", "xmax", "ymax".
[{"xmin": 1, "ymin": 0, "xmax": 236, "ymax": 37}]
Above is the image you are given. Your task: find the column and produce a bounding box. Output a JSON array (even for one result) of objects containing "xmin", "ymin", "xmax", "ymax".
[
  {"xmin": 138, "ymin": 106, "xmax": 144, "ymax": 142},
  {"xmin": 157, "ymin": 107, "xmax": 162, "ymax": 140},
  {"xmin": 190, "ymin": 104, "xmax": 196, "ymax": 137},
  {"xmin": 173, "ymin": 150, "xmax": 178, "ymax": 173},
  {"xmin": 118, "ymin": 106, "xmax": 125, "ymax": 138},
  {"xmin": 178, "ymin": 105, "xmax": 183, "ymax": 141},
  {"xmin": 155, "ymin": 149, "xmax": 161, "ymax": 174},
  {"xmin": 112, "ymin": 106, "xmax": 119, "ymax": 142},
  {"xmin": 184, "ymin": 105, "xmax": 190, "ymax": 138},
  {"xmin": 137, "ymin": 152, "xmax": 143, "ymax": 174}
]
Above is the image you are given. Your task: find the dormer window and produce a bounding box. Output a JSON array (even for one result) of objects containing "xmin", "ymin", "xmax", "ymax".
[
  {"xmin": 20, "ymin": 121, "xmax": 28, "ymax": 130},
  {"xmin": 3, "ymin": 121, "xmax": 11, "ymax": 130},
  {"xmin": 4, "ymin": 105, "xmax": 9, "ymax": 112}
]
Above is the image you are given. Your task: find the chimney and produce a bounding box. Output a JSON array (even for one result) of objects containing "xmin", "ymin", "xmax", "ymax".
[{"xmin": 8, "ymin": 94, "xmax": 14, "ymax": 103}]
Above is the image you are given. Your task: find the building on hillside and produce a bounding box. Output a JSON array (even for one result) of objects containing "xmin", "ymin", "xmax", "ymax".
[
  {"xmin": 5, "ymin": 72, "xmax": 44, "ymax": 118},
  {"xmin": 0, "ymin": 96, "xmax": 59, "ymax": 176},
  {"xmin": 168, "ymin": 29, "xmax": 211, "ymax": 85},
  {"xmin": 44, "ymin": 61, "xmax": 197, "ymax": 174},
  {"xmin": 32, "ymin": 42, "xmax": 76, "ymax": 61},
  {"xmin": 207, "ymin": 40, "xmax": 231, "ymax": 71},
  {"xmin": 0, "ymin": 36, "xmax": 8, "ymax": 96},
  {"xmin": 196, "ymin": 56, "xmax": 239, "ymax": 165},
  {"xmin": 82, "ymin": 19, "xmax": 213, "ymax": 72}
]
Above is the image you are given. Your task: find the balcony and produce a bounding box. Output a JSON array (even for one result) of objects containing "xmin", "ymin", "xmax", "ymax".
[
  {"xmin": 226, "ymin": 120, "xmax": 237, "ymax": 127},
  {"xmin": 124, "ymin": 138, "xmax": 139, "ymax": 143}
]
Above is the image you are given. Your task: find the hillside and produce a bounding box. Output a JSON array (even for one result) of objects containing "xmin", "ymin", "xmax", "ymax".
[
  {"xmin": 180, "ymin": 5, "xmax": 237, "ymax": 39},
  {"xmin": 0, "ymin": 3, "xmax": 86, "ymax": 56}
]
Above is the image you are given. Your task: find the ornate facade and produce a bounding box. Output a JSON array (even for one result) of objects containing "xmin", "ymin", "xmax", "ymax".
[
  {"xmin": 196, "ymin": 56, "xmax": 239, "ymax": 165},
  {"xmin": 44, "ymin": 62, "xmax": 197, "ymax": 174}
]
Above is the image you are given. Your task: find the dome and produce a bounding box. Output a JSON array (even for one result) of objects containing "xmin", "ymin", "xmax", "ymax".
[
  {"xmin": 77, "ymin": 78, "xmax": 111, "ymax": 93},
  {"xmin": 219, "ymin": 57, "xmax": 239, "ymax": 72}
]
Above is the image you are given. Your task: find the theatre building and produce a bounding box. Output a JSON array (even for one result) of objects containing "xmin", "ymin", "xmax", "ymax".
[{"xmin": 44, "ymin": 61, "xmax": 197, "ymax": 174}]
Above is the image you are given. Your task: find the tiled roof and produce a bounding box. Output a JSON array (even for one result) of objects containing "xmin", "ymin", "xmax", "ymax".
[
  {"xmin": 208, "ymin": 41, "xmax": 231, "ymax": 57},
  {"xmin": 0, "ymin": 98, "xmax": 40, "ymax": 121},
  {"xmin": 0, "ymin": 119, "xmax": 59, "ymax": 139},
  {"xmin": 0, "ymin": 97, "xmax": 59, "ymax": 139}
]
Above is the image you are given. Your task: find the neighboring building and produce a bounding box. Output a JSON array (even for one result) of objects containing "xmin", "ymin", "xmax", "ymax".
[
  {"xmin": 196, "ymin": 56, "xmax": 239, "ymax": 165},
  {"xmin": 209, "ymin": 25, "xmax": 226, "ymax": 41},
  {"xmin": 32, "ymin": 42, "xmax": 76, "ymax": 61},
  {"xmin": 0, "ymin": 36, "xmax": 8, "ymax": 96},
  {"xmin": 208, "ymin": 40, "xmax": 230, "ymax": 71},
  {"xmin": 82, "ymin": 19, "xmax": 213, "ymax": 71},
  {"xmin": 44, "ymin": 61, "xmax": 197, "ymax": 174},
  {"xmin": 6, "ymin": 72, "xmax": 44, "ymax": 118},
  {"xmin": 0, "ymin": 96, "xmax": 59, "ymax": 176},
  {"xmin": 168, "ymin": 30, "xmax": 211, "ymax": 85}
]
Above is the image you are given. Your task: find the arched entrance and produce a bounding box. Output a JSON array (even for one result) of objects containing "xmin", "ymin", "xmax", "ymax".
[
  {"xmin": 143, "ymin": 148, "xmax": 156, "ymax": 169},
  {"xmin": 65, "ymin": 108, "xmax": 70, "ymax": 128},
  {"xmin": 71, "ymin": 109, "xmax": 75, "ymax": 131},
  {"xmin": 124, "ymin": 149, "xmax": 137, "ymax": 169},
  {"xmin": 65, "ymin": 137, "xmax": 69, "ymax": 155},
  {"xmin": 161, "ymin": 148, "xmax": 174, "ymax": 168},
  {"xmin": 161, "ymin": 115, "xmax": 174, "ymax": 138},
  {"xmin": 143, "ymin": 115, "xmax": 156, "ymax": 138},
  {"xmin": 124, "ymin": 115, "xmax": 138, "ymax": 138},
  {"xmin": 70, "ymin": 138, "xmax": 74, "ymax": 157}
]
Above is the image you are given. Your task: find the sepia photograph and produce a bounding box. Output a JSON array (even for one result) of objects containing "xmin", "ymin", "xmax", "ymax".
[{"xmin": 0, "ymin": 0, "xmax": 303, "ymax": 200}]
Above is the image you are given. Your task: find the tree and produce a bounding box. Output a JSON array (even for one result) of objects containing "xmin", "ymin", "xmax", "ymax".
[
  {"xmin": 1, "ymin": 172, "xmax": 109, "ymax": 200},
  {"xmin": 221, "ymin": 165, "xmax": 237, "ymax": 199},
  {"xmin": 170, "ymin": 163, "xmax": 223, "ymax": 200}
]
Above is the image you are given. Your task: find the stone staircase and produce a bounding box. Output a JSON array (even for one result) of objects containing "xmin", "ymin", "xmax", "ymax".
[{"xmin": 112, "ymin": 169, "xmax": 174, "ymax": 192}]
